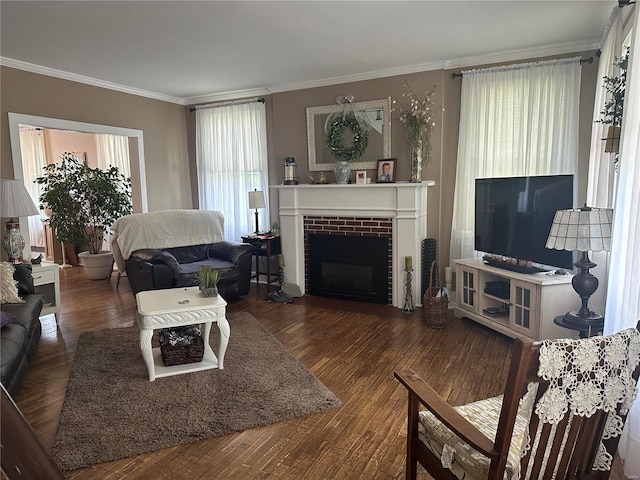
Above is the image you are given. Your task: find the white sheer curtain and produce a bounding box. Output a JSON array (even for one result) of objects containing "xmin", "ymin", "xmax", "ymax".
[
  {"xmin": 585, "ymin": 9, "xmax": 624, "ymax": 321},
  {"xmin": 587, "ymin": 9, "xmax": 623, "ymax": 208},
  {"xmin": 95, "ymin": 134, "xmax": 131, "ymax": 251},
  {"xmin": 18, "ymin": 127, "xmax": 47, "ymax": 248},
  {"xmin": 450, "ymin": 58, "xmax": 581, "ymax": 262},
  {"xmin": 96, "ymin": 134, "xmax": 130, "ymax": 177},
  {"xmin": 603, "ymin": 5, "xmax": 640, "ymax": 477},
  {"xmin": 196, "ymin": 101, "xmax": 269, "ymax": 242}
]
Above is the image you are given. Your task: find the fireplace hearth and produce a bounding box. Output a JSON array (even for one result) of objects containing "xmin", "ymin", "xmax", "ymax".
[{"xmin": 308, "ymin": 234, "xmax": 389, "ymax": 304}]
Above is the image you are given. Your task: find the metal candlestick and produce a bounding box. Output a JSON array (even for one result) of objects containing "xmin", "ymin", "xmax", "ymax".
[
  {"xmin": 403, "ymin": 269, "xmax": 415, "ymax": 314},
  {"xmin": 279, "ymin": 265, "xmax": 286, "ymax": 290}
]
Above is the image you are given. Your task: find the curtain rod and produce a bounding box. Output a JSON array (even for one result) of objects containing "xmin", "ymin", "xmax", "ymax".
[
  {"xmin": 189, "ymin": 97, "xmax": 265, "ymax": 112},
  {"xmin": 451, "ymin": 56, "xmax": 594, "ymax": 79}
]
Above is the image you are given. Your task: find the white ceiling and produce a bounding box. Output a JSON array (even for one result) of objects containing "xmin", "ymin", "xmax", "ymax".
[{"xmin": 0, "ymin": 1, "xmax": 616, "ymax": 105}]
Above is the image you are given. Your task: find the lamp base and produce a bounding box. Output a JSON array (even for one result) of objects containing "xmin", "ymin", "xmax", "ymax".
[{"xmin": 3, "ymin": 220, "xmax": 25, "ymax": 264}]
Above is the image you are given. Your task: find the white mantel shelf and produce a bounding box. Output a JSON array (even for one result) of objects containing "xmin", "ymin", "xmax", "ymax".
[{"xmin": 271, "ymin": 181, "xmax": 435, "ymax": 308}]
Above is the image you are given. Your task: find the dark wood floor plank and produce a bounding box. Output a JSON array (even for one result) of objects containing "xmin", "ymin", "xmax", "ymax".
[{"xmin": 10, "ymin": 266, "xmax": 627, "ymax": 479}]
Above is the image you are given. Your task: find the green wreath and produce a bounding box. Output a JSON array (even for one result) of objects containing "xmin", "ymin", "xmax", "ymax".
[{"xmin": 326, "ymin": 113, "xmax": 369, "ymax": 162}]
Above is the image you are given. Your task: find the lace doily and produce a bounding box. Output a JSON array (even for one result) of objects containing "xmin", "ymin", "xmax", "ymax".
[{"xmin": 535, "ymin": 327, "xmax": 640, "ymax": 470}]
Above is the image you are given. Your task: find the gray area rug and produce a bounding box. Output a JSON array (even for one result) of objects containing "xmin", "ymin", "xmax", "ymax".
[{"xmin": 52, "ymin": 312, "xmax": 341, "ymax": 471}]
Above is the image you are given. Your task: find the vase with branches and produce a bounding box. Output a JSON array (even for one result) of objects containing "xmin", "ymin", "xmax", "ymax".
[{"xmin": 394, "ymin": 81, "xmax": 443, "ymax": 182}]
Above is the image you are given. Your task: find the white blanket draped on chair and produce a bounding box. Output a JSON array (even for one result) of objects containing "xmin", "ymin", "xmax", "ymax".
[{"xmin": 110, "ymin": 210, "xmax": 225, "ymax": 274}]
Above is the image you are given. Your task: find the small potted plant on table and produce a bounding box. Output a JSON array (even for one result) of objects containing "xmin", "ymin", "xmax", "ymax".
[{"xmin": 197, "ymin": 266, "xmax": 219, "ymax": 297}]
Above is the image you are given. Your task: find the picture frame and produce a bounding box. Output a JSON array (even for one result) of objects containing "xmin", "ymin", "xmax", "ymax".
[
  {"xmin": 355, "ymin": 170, "xmax": 367, "ymax": 185},
  {"xmin": 376, "ymin": 159, "xmax": 395, "ymax": 183}
]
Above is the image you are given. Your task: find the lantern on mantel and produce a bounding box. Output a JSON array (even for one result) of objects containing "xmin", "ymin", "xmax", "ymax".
[{"xmin": 283, "ymin": 157, "xmax": 299, "ymax": 185}]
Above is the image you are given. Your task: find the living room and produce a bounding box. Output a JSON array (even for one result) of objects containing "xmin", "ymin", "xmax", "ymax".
[{"xmin": 1, "ymin": 1, "xmax": 639, "ymax": 479}]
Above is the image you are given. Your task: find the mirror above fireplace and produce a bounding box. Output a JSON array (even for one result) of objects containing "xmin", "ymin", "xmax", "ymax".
[{"xmin": 306, "ymin": 98, "xmax": 392, "ymax": 172}]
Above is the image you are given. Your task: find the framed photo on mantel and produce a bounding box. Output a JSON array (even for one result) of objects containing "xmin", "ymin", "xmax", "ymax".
[{"xmin": 376, "ymin": 159, "xmax": 395, "ymax": 183}]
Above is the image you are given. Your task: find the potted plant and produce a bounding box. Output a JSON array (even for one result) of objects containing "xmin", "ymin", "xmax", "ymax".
[
  {"xmin": 36, "ymin": 152, "xmax": 133, "ymax": 280},
  {"xmin": 197, "ymin": 266, "xmax": 219, "ymax": 297},
  {"xmin": 597, "ymin": 48, "xmax": 629, "ymax": 155}
]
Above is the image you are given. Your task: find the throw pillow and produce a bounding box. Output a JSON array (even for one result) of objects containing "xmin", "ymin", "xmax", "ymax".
[
  {"xmin": 0, "ymin": 262, "xmax": 25, "ymax": 304},
  {"xmin": 0, "ymin": 311, "xmax": 16, "ymax": 327}
]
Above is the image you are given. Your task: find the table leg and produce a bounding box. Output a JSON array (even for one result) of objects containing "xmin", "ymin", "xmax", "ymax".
[
  {"xmin": 216, "ymin": 317, "xmax": 230, "ymax": 369},
  {"xmin": 139, "ymin": 327, "xmax": 155, "ymax": 381},
  {"xmin": 265, "ymin": 240, "xmax": 272, "ymax": 291}
]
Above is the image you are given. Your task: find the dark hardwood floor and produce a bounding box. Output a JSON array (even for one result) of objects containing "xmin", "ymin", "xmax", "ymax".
[{"xmin": 11, "ymin": 267, "xmax": 627, "ymax": 479}]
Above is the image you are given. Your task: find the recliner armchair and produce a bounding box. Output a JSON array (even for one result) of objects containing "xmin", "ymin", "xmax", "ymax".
[
  {"xmin": 111, "ymin": 209, "xmax": 254, "ymax": 300},
  {"xmin": 125, "ymin": 242, "xmax": 253, "ymax": 299}
]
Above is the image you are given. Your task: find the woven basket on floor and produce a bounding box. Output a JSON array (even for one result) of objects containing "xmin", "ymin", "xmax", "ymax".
[
  {"xmin": 422, "ymin": 261, "xmax": 448, "ymax": 329},
  {"xmin": 159, "ymin": 326, "xmax": 204, "ymax": 366}
]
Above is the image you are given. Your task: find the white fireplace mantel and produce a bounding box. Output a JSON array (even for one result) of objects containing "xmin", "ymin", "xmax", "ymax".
[{"xmin": 271, "ymin": 181, "xmax": 435, "ymax": 308}]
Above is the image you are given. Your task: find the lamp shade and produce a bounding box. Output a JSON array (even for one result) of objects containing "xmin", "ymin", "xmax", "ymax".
[
  {"xmin": 0, "ymin": 179, "xmax": 39, "ymax": 218},
  {"xmin": 546, "ymin": 206, "xmax": 613, "ymax": 252},
  {"xmin": 248, "ymin": 190, "xmax": 265, "ymax": 210}
]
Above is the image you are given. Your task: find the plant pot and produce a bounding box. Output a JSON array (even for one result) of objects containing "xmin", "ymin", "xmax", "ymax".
[
  {"xmin": 78, "ymin": 251, "xmax": 114, "ymax": 280},
  {"xmin": 200, "ymin": 286, "xmax": 218, "ymax": 298},
  {"xmin": 604, "ymin": 125, "xmax": 621, "ymax": 154}
]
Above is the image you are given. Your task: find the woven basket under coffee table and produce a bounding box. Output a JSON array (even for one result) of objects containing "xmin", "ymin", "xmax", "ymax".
[
  {"xmin": 159, "ymin": 325, "xmax": 205, "ymax": 366},
  {"xmin": 135, "ymin": 286, "xmax": 228, "ymax": 381}
]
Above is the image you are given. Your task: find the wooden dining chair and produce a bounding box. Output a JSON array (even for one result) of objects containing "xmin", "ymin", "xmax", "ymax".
[
  {"xmin": 1, "ymin": 384, "xmax": 66, "ymax": 479},
  {"xmin": 395, "ymin": 322, "xmax": 640, "ymax": 480}
]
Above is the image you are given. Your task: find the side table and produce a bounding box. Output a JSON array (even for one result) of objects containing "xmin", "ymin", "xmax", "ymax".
[
  {"xmin": 32, "ymin": 263, "xmax": 61, "ymax": 324},
  {"xmin": 241, "ymin": 234, "xmax": 281, "ymax": 291},
  {"xmin": 553, "ymin": 315, "xmax": 604, "ymax": 339},
  {"xmin": 136, "ymin": 287, "xmax": 229, "ymax": 381}
]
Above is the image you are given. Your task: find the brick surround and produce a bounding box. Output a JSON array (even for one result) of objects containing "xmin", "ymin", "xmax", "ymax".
[{"xmin": 303, "ymin": 216, "xmax": 393, "ymax": 304}]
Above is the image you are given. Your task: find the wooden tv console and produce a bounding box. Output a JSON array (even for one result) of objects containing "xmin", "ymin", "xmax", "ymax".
[{"xmin": 453, "ymin": 257, "xmax": 579, "ymax": 341}]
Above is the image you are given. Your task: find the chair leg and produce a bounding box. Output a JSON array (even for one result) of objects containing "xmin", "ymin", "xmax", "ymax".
[
  {"xmin": 407, "ymin": 455, "xmax": 418, "ymax": 480},
  {"xmin": 406, "ymin": 394, "xmax": 420, "ymax": 480}
]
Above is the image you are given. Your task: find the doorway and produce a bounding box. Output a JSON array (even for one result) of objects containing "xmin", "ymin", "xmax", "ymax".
[{"xmin": 8, "ymin": 113, "xmax": 148, "ymax": 260}]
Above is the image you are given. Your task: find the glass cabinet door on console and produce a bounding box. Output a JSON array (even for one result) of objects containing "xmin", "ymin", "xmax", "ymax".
[
  {"xmin": 457, "ymin": 267, "xmax": 478, "ymax": 313},
  {"xmin": 510, "ymin": 280, "xmax": 538, "ymax": 336}
]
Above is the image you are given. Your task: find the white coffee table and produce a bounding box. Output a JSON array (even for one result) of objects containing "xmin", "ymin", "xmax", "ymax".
[{"xmin": 135, "ymin": 287, "xmax": 229, "ymax": 381}]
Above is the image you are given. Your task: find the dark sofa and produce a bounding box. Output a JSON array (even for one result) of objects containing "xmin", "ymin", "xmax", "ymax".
[
  {"xmin": 1, "ymin": 264, "xmax": 43, "ymax": 397},
  {"xmin": 125, "ymin": 242, "xmax": 254, "ymax": 299}
]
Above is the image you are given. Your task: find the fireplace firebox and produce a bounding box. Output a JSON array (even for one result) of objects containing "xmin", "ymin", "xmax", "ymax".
[{"xmin": 308, "ymin": 234, "xmax": 389, "ymax": 304}]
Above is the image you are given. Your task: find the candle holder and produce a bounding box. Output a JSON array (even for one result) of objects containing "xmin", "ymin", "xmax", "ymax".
[
  {"xmin": 403, "ymin": 269, "xmax": 415, "ymax": 314},
  {"xmin": 279, "ymin": 265, "xmax": 286, "ymax": 290}
]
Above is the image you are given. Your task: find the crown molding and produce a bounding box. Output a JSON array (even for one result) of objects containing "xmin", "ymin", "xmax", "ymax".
[
  {"xmin": 443, "ymin": 39, "xmax": 602, "ymax": 70},
  {"xmin": 0, "ymin": 57, "xmax": 185, "ymax": 105},
  {"xmin": 1, "ymin": 39, "xmax": 601, "ymax": 106},
  {"xmin": 266, "ymin": 60, "xmax": 447, "ymax": 94}
]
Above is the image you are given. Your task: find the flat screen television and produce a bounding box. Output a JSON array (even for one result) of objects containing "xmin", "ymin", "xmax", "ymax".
[{"xmin": 475, "ymin": 174, "xmax": 574, "ymax": 271}]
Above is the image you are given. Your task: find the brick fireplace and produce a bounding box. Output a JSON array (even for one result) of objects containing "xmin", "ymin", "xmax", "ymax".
[
  {"xmin": 272, "ymin": 182, "xmax": 434, "ymax": 308},
  {"xmin": 305, "ymin": 216, "xmax": 393, "ymax": 304}
]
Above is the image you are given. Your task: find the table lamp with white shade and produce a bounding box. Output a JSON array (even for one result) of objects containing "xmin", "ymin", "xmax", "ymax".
[
  {"xmin": 248, "ymin": 189, "xmax": 265, "ymax": 234},
  {"xmin": 0, "ymin": 179, "xmax": 40, "ymax": 263},
  {"xmin": 546, "ymin": 205, "xmax": 613, "ymax": 335}
]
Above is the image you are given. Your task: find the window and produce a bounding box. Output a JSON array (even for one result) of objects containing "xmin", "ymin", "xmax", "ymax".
[
  {"xmin": 450, "ymin": 58, "xmax": 581, "ymax": 262},
  {"xmin": 196, "ymin": 100, "xmax": 269, "ymax": 241}
]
